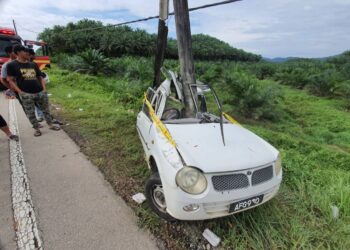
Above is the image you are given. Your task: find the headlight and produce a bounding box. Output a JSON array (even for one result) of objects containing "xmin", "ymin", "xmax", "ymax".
[
  {"xmin": 275, "ymin": 154, "xmax": 282, "ymax": 176},
  {"xmin": 176, "ymin": 166, "xmax": 207, "ymax": 194}
]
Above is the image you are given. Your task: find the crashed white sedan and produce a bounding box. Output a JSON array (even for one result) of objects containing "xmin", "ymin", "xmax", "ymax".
[{"xmin": 136, "ymin": 69, "xmax": 282, "ymax": 221}]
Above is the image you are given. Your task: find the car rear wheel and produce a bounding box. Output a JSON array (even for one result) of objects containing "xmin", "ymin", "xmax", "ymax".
[{"xmin": 145, "ymin": 173, "xmax": 176, "ymax": 222}]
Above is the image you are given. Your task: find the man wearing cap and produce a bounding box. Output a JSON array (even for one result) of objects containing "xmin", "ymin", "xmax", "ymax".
[{"xmin": 6, "ymin": 45, "xmax": 60, "ymax": 136}]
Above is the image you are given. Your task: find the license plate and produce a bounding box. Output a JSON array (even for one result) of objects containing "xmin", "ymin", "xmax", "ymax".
[{"xmin": 229, "ymin": 194, "xmax": 264, "ymax": 213}]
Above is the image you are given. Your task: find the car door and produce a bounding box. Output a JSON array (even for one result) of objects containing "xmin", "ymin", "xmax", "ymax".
[{"xmin": 137, "ymin": 88, "xmax": 156, "ymax": 153}]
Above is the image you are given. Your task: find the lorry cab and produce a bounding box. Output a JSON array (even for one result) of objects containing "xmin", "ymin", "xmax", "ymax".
[
  {"xmin": 24, "ymin": 40, "xmax": 51, "ymax": 70},
  {"xmin": 0, "ymin": 27, "xmax": 21, "ymax": 90},
  {"xmin": 0, "ymin": 27, "xmax": 51, "ymax": 90}
]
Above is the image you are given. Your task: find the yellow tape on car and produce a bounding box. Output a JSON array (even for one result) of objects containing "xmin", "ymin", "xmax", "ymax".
[
  {"xmin": 144, "ymin": 94, "xmax": 176, "ymax": 147},
  {"xmin": 223, "ymin": 112, "xmax": 241, "ymax": 126}
]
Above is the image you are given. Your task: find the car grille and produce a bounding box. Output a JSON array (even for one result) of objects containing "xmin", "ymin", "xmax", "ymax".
[
  {"xmin": 212, "ymin": 174, "xmax": 249, "ymax": 191},
  {"xmin": 212, "ymin": 165, "xmax": 274, "ymax": 192},
  {"xmin": 251, "ymin": 166, "xmax": 273, "ymax": 186}
]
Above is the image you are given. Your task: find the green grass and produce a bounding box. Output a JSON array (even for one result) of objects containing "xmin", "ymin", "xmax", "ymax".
[{"xmin": 46, "ymin": 65, "xmax": 350, "ymax": 249}]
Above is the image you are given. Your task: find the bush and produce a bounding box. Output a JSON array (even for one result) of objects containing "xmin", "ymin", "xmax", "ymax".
[
  {"xmin": 107, "ymin": 57, "xmax": 131, "ymax": 76},
  {"xmin": 340, "ymin": 62, "xmax": 350, "ymax": 79},
  {"xmin": 54, "ymin": 53, "xmax": 85, "ymax": 72},
  {"xmin": 123, "ymin": 57, "xmax": 153, "ymax": 82},
  {"xmin": 113, "ymin": 80, "xmax": 148, "ymax": 109},
  {"xmin": 306, "ymin": 69, "xmax": 343, "ymax": 96},
  {"xmin": 198, "ymin": 64, "xmax": 225, "ymax": 84},
  {"xmin": 251, "ymin": 63, "xmax": 277, "ymax": 80},
  {"xmin": 274, "ymin": 67, "xmax": 312, "ymax": 89},
  {"xmin": 78, "ymin": 49, "xmax": 110, "ymax": 75},
  {"xmin": 53, "ymin": 50, "xmax": 110, "ymax": 75},
  {"xmin": 224, "ymin": 72, "xmax": 283, "ymax": 120},
  {"xmin": 337, "ymin": 80, "xmax": 350, "ymax": 110}
]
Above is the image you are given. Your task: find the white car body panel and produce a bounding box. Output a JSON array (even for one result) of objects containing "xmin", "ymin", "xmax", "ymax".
[{"xmin": 167, "ymin": 123, "xmax": 278, "ymax": 173}]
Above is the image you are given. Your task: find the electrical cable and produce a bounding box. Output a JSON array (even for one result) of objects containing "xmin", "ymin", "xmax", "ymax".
[{"xmin": 54, "ymin": 0, "xmax": 241, "ymax": 35}]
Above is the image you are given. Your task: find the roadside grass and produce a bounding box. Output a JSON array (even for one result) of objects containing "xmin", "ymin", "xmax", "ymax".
[{"xmin": 47, "ymin": 65, "xmax": 350, "ymax": 249}]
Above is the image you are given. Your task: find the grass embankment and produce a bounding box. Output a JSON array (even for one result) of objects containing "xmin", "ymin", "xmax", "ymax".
[{"xmin": 47, "ymin": 65, "xmax": 350, "ymax": 249}]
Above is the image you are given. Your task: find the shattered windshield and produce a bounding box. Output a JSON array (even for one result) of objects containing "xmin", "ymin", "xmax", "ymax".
[{"xmin": 194, "ymin": 84, "xmax": 223, "ymax": 123}]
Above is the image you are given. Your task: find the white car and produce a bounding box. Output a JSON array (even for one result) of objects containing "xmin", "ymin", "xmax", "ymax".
[{"xmin": 136, "ymin": 69, "xmax": 282, "ymax": 221}]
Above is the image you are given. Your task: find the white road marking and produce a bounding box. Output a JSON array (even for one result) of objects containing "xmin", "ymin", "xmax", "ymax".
[{"xmin": 9, "ymin": 100, "xmax": 43, "ymax": 250}]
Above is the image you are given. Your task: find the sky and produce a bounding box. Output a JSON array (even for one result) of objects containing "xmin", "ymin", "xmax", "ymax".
[{"xmin": 0, "ymin": 0, "xmax": 349, "ymax": 58}]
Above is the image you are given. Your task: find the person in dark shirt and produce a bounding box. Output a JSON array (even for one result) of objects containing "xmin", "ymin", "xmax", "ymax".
[{"xmin": 6, "ymin": 45, "xmax": 60, "ymax": 136}]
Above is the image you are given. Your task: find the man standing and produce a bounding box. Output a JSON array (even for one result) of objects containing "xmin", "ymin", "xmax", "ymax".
[
  {"xmin": 1, "ymin": 45, "xmax": 17, "ymax": 90},
  {"xmin": 6, "ymin": 45, "xmax": 60, "ymax": 136}
]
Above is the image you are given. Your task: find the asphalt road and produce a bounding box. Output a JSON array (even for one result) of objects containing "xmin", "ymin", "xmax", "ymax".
[{"xmin": 0, "ymin": 94, "xmax": 157, "ymax": 250}]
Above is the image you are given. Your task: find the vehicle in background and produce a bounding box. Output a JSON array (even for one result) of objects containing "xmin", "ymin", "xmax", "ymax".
[
  {"xmin": 0, "ymin": 27, "xmax": 21, "ymax": 90},
  {"xmin": 24, "ymin": 40, "xmax": 51, "ymax": 70},
  {"xmin": 0, "ymin": 27, "xmax": 51, "ymax": 90}
]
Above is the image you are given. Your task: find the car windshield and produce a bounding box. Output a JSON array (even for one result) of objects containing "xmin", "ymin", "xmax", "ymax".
[
  {"xmin": 193, "ymin": 84, "xmax": 223, "ymax": 123},
  {"xmin": 161, "ymin": 83, "xmax": 224, "ymax": 124}
]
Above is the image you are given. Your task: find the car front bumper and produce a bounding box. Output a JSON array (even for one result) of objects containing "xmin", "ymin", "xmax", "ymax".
[{"xmin": 164, "ymin": 169, "xmax": 282, "ymax": 221}]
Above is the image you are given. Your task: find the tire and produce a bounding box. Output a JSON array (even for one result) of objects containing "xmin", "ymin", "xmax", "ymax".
[{"xmin": 145, "ymin": 173, "xmax": 177, "ymax": 222}]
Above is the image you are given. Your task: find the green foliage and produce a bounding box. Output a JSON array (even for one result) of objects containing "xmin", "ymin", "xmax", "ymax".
[
  {"xmin": 38, "ymin": 19, "xmax": 261, "ymax": 62},
  {"xmin": 224, "ymin": 72, "xmax": 283, "ymax": 120},
  {"xmin": 53, "ymin": 53, "xmax": 84, "ymax": 71},
  {"xmin": 47, "ymin": 65, "xmax": 350, "ymax": 249},
  {"xmin": 306, "ymin": 69, "xmax": 343, "ymax": 96},
  {"xmin": 250, "ymin": 62, "xmax": 277, "ymax": 80},
  {"xmin": 53, "ymin": 49, "xmax": 110, "ymax": 75},
  {"xmin": 340, "ymin": 62, "xmax": 350, "ymax": 79},
  {"xmin": 267, "ymin": 54, "xmax": 350, "ymax": 101},
  {"xmin": 78, "ymin": 49, "xmax": 110, "ymax": 75},
  {"xmin": 337, "ymin": 80, "xmax": 350, "ymax": 109},
  {"xmin": 196, "ymin": 62, "xmax": 225, "ymax": 84},
  {"xmin": 274, "ymin": 64, "xmax": 314, "ymax": 88}
]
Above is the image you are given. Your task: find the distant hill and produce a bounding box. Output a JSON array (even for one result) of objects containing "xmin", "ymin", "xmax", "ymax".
[
  {"xmin": 264, "ymin": 55, "xmax": 337, "ymax": 63},
  {"xmin": 264, "ymin": 57, "xmax": 295, "ymax": 63},
  {"xmin": 168, "ymin": 34, "xmax": 261, "ymax": 61},
  {"xmin": 38, "ymin": 19, "xmax": 262, "ymax": 62}
]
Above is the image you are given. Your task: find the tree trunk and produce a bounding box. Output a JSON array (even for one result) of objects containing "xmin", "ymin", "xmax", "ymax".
[{"xmin": 173, "ymin": 0, "xmax": 197, "ymax": 118}]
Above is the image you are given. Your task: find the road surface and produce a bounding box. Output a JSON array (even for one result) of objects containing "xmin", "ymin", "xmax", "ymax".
[{"xmin": 0, "ymin": 94, "xmax": 157, "ymax": 250}]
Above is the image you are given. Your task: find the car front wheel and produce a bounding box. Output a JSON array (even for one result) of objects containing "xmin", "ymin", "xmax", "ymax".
[{"xmin": 145, "ymin": 173, "xmax": 176, "ymax": 222}]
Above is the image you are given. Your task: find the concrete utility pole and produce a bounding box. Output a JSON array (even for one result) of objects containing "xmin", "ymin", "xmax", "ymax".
[
  {"xmin": 173, "ymin": 0, "xmax": 197, "ymax": 118},
  {"xmin": 153, "ymin": 0, "xmax": 169, "ymax": 87}
]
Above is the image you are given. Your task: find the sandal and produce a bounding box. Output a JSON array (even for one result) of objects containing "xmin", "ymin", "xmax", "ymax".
[
  {"xmin": 52, "ymin": 119, "xmax": 64, "ymax": 125},
  {"xmin": 34, "ymin": 130, "xmax": 42, "ymax": 137},
  {"xmin": 49, "ymin": 126, "xmax": 61, "ymax": 131},
  {"xmin": 9, "ymin": 134, "xmax": 19, "ymax": 141}
]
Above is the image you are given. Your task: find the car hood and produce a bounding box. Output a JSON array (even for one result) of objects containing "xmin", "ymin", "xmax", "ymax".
[{"xmin": 166, "ymin": 123, "xmax": 278, "ymax": 173}]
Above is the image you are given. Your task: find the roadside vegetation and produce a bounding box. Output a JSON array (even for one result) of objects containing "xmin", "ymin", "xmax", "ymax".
[
  {"xmin": 46, "ymin": 57, "xmax": 349, "ymax": 249},
  {"xmin": 40, "ymin": 19, "xmax": 350, "ymax": 249}
]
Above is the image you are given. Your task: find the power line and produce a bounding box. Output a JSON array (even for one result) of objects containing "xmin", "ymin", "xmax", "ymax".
[
  {"xmin": 54, "ymin": 0, "xmax": 242, "ymax": 35},
  {"xmin": 18, "ymin": 26, "xmax": 40, "ymax": 34}
]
